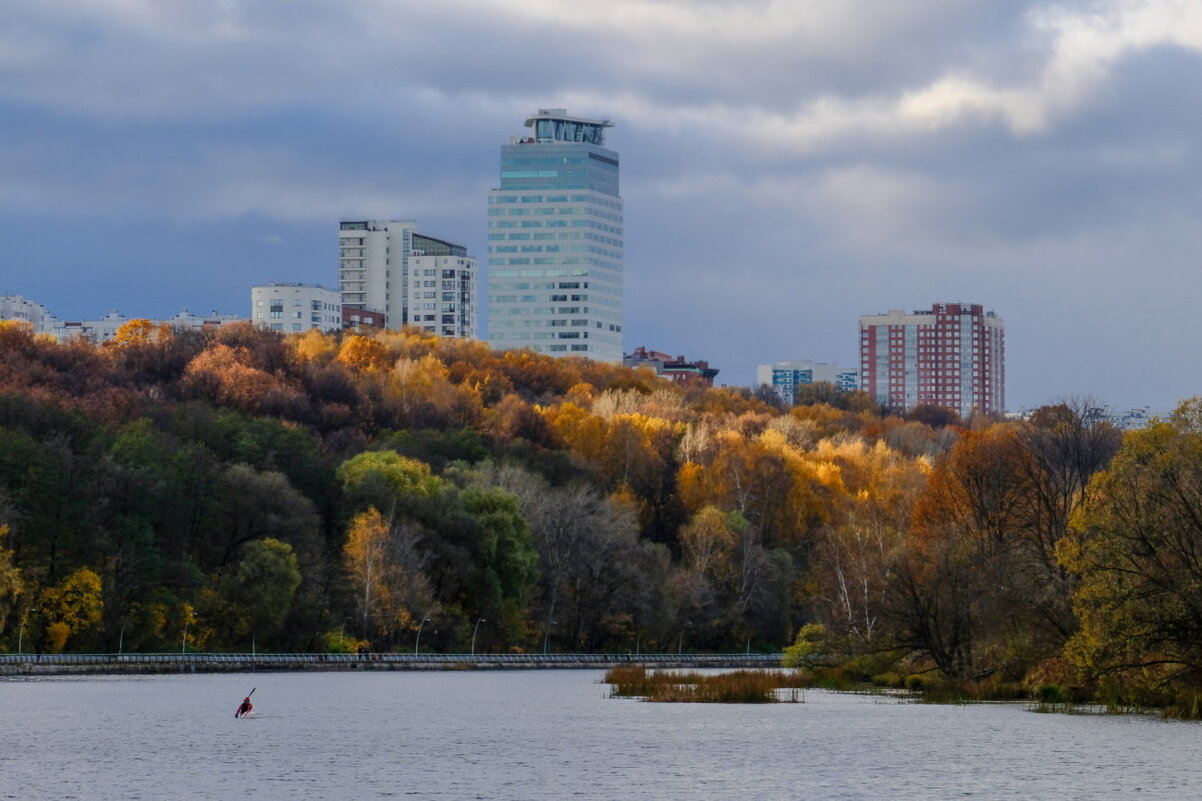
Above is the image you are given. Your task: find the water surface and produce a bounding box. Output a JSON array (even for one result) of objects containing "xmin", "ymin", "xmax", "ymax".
[{"xmin": 1, "ymin": 670, "xmax": 1199, "ymax": 799}]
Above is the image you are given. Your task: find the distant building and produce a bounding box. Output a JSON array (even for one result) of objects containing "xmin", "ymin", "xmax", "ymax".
[
  {"xmin": 1112, "ymin": 406, "xmax": 1156, "ymax": 430},
  {"xmin": 859, "ymin": 301, "xmax": 1005, "ymax": 417},
  {"xmin": 342, "ymin": 307, "xmax": 385, "ymax": 332},
  {"xmin": 756, "ymin": 360, "xmax": 859, "ymax": 405},
  {"xmin": 338, "ymin": 220, "xmax": 477, "ymax": 338},
  {"xmin": 0, "ymin": 294, "xmax": 57, "ymax": 332},
  {"xmin": 53, "ymin": 309, "xmax": 244, "ymax": 342},
  {"xmin": 625, "ymin": 347, "xmax": 719, "ymax": 387},
  {"xmin": 251, "ymin": 283, "xmax": 342, "ymax": 333},
  {"xmin": 1011, "ymin": 404, "xmax": 1160, "ymax": 431},
  {"xmin": 5, "ymin": 293, "xmax": 246, "ymax": 342},
  {"xmin": 488, "ymin": 109, "xmax": 624, "ymax": 362}
]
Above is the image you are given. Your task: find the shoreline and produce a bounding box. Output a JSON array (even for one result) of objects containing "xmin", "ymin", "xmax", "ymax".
[{"xmin": 0, "ymin": 652, "xmax": 782, "ymax": 676}]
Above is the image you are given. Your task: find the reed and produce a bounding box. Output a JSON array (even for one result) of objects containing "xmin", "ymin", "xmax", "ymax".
[{"xmin": 605, "ymin": 667, "xmax": 804, "ymax": 703}]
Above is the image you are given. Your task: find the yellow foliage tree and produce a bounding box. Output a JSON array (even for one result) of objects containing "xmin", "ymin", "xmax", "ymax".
[
  {"xmin": 292, "ymin": 329, "xmax": 339, "ymax": 364},
  {"xmin": 343, "ymin": 507, "xmax": 429, "ymax": 642},
  {"xmin": 679, "ymin": 506, "xmax": 737, "ymax": 578},
  {"xmin": 0, "ymin": 524, "xmax": 23, "ymax": 634},
  {"xmin": 110, "ymin": 318, "xmax": 173, "ymax": 346},
  {"xmin": 39, "ymin": 567, "xmax": 104, "ymax": 653},
  {"xmin": 337, "ymin": 334, "xmax": 391, "ymax": 371}
]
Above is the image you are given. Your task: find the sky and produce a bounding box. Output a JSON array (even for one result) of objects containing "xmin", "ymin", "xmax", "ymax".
[{"xmin": 3, "ymin": 0, "xmax": 1202, "ymax": 413}]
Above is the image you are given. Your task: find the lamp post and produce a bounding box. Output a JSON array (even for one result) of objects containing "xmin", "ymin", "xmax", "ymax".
[
  {"xmin": 415, "ymin": 617, "xmax": 432, "ymax": 654},
  {"xmin": 471, "ymin": 618, "xmax": 486, "ymax": 656}
]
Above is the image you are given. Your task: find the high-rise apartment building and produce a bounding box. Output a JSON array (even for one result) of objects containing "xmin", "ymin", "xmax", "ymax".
[
  {"xmin": 756, "ymin": 360, "xmax": 860, "ymax": 406},
  {"xmin": 339, "ymin": 220, "xmax": 477, "ymax": 338},
  {"xmin": 859, "ymin": 302, "xmax": 1005, "ymax": 417},
  {"xmin": 488, "ymin": 109, "xmax": 624, "ymax": 361}
]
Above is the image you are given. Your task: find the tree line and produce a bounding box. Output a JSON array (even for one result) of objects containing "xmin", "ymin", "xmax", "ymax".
[{"xmin": 1, "ymin": 319, "xmax": 1200, "ymax": 704}]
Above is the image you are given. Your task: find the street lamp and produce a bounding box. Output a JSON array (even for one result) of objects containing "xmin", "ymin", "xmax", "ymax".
[
  {"xmin": 415, "ymin": 617, "xmax": 432, "ymax": 654},
  {"xmin": 17, "ymin": 608, "xmax": 36, "ymax": 654},
  {"xmin": 471, "ymin": 618, "xmax": 486, "ymax": 656}
]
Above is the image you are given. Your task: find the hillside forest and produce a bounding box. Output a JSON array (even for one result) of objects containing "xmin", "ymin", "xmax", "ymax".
[{"xmin": 2, "ymin": 319, "xmax": 1201, "ymax": 705}]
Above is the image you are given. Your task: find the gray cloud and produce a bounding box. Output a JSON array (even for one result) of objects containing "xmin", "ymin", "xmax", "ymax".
[{"xmin": 4, "ymin": 0, "xmax": 1202, "ymax": 412}]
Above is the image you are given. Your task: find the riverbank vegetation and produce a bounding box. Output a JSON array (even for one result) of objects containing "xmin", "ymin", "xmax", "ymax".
[
  {"xmin": 2, "ymin": 320, "xmax": 1202, "ymax": 714},
  {"xmin": 605, "ymin": 665, "xmax": 805, "ymax": 702}
]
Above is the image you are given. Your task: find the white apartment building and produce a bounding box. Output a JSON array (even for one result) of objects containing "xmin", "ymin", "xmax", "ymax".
[
  {"xmin": 4, "ymin": 293, "xmax": 246, "ymax": 342},
  {"xmin": 54, "ymin": 309, "xmax": 244, "ymax": 342},
  {"xmin": 0, "ymin": 294, "xmax": 58, "ymax": 332},
  {"xmin": 338, "ymin": 220, "xmax": 477, "ymax": 338},
  {"xmin": 756, "ymin": 360, "xmax": 860, "ymax": 405},
  {"xmin": 251, "ymin": 283, "xmax": 342, "ymax": 333}
]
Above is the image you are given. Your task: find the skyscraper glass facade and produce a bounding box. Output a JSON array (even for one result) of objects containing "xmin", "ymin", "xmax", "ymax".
[{"xmin": 488, "ymin": 109, "xmax": 623, "ymax": 361}]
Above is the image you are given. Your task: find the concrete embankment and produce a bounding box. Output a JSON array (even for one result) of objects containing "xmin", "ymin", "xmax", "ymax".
[{"xmin": 0, "ymin": 652, "xmax": 782, "ymax": 676}]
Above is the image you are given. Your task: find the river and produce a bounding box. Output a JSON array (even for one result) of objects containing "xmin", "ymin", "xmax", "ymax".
[{"xmin": 1, "ymin": 670, "xmax": 1199, "ymax": 799}]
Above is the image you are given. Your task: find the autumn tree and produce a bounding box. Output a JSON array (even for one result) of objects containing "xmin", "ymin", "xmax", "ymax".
[
  {"xmin": 1013, "ymin": 402, "xmax": 1121, "ymax": 642},
  {"xmin": 342, "ymin": 507, "xmax": 434, "ymax": 646},
  {"xmin": 39, "ymin": 567, "xmax": 104, "ymax": 653},
  {"xmin": 888, "ymin": 425, "xmax": 1041, "ymax": 679},
  {"xmin": 0, "ymin": 522, "xmax": 22, "ymax": 639},
  {"xmin": 292, "ymin": 329, "xmax": 340, "ymax": 365},
  {"xmin": 1062, "ymin": 400, "xmax": 1202, "ymax": 692},
  {"xmin": 809, "ymin": 441, "xmax": 928, "ymax": 652},
  {"xmin": 181, "ymin": 344, "xmax": 307, "ymax": 418},
  {"xmin": 336, "ymin": 334, "xmax": 391, "ymax": 372},
  {"xmin": 109, "ymin": 319, "xmax": 172, "ymax": 347}
]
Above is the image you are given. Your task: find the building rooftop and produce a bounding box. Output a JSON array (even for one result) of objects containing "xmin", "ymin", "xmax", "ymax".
[{"xmin": 521, "ymin": 108, "xmax": 613, "ymax": 146}]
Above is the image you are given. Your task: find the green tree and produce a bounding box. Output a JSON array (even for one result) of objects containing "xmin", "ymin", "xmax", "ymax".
[
  {"xmin": 461, "ymin": 486, "xmax": 539, "ymax": 609},
  {"xmin": 337, "ymin": 451, "xmax": 442, "ymax": 512},
  {"xmin": 203, "ymin": 538, "xmax": 301, "ymax": 648}
]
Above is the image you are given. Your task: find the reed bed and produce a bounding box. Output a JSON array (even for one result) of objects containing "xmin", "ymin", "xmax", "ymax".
[{"xmin": 605, "ymin": 666, "xmax": 805, "ymax": 703}]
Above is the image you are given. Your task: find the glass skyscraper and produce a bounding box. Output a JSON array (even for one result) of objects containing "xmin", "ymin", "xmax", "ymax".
[{"xmin": 487, "ymin": 109, "xmax": 623, "ymax": 361}]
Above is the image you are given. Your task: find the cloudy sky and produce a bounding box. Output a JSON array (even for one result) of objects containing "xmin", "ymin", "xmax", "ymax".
[{"xmin": 4, "ymin": 0, "xmax": 1202, "ymax": 412}]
